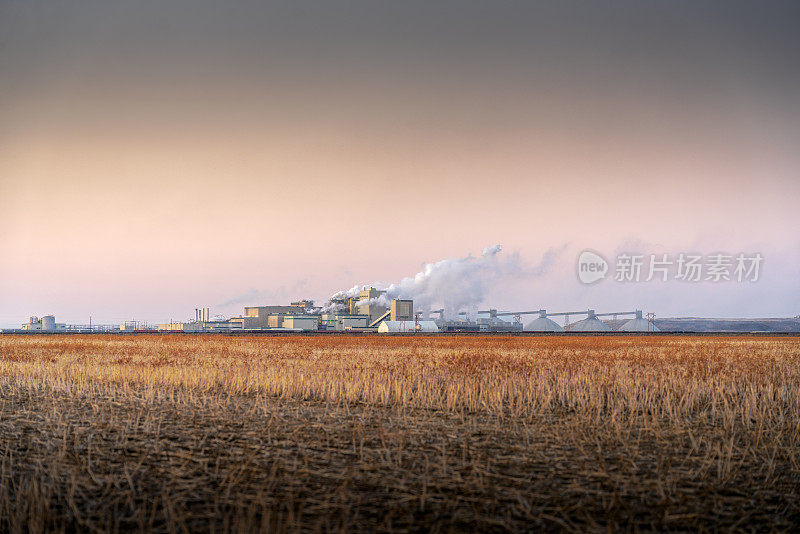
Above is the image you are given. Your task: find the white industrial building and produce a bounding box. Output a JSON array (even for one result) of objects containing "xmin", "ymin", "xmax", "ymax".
[
  {"xmin": 524, "ymin": 315, "xmax": 565, "ymax": 332},
  {"xmin": 566, "ymin": 312, "xmax": 612, "ymax": 332},
  {"xmin": 21, "ymin": 315, "xmax": 65, "ymax": 332},
  {"xmin": 618, "ymin": 311, "xmax": 659, "ymax": 332},
  {"xmin": 378, "ymin": 320, "xmax": 439, "ymax": 333}
]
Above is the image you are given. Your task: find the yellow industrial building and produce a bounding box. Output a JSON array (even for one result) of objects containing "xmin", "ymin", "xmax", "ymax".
[{"xmin": 157, "ymin": 289, "xmax": 414, "ymax": 332}]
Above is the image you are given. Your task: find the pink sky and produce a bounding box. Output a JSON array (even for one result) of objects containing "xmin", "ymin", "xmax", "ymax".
[{"xmin": 1, "ymin": 0, "xmax": 799, "ymax": 326}]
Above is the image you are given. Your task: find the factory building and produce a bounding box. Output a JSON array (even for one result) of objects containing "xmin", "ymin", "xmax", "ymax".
[
  {"xmin": 267, "ymin": 315, "xmax": 285, "ymax": 328},
  {"xmin": 157, "ymin": 301, "xmax": 321, "ymax": 332},
  {"xmin": 21, "ymin": 315, "xmax": 65, "ymax": 332},
  {"xmin": 356, "ymin": 288, "xmax": 388, "ymax": 325},
  {"xmin": 390, "ymin": 299, "xmax": 413, "ymax": 321},
  {"xmin": 147, "ymin": 289, "xmax": 654, "ymax": 335},
  {"xmin": 158, "ymin": 322, "xmax": 198, "ymax": 332},
  {"xmin": 157, "ymin": 320, "xmax": 241, "ymax": 332},
  {"xmin": 238, "ymin": 305, "xmax": 306, "ymax": 329},
  {"xmin": 282, "ymin": 316, "xmax": 319, "ymax": 330},
  {"xmin": 378, "ymin": 320, "xmax": 439, "ymax": 333},
  {"xmin": 476, "ymin": 316, "xmax": 512, "ymax": 330},
  {"xmin": 319, "ymin": 314, "xmax": 370, "ymax": 331}
]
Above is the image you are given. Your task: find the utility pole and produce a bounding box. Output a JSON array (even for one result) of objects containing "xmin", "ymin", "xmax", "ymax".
[{"xmin": 646, "ymin": 312, "xmax": 656, "ymax": 332}]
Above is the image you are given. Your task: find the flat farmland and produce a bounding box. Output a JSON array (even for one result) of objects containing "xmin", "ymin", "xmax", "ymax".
[{"xmin": 1, "ymin": 335, "xmax": 799, "ymax": 532}]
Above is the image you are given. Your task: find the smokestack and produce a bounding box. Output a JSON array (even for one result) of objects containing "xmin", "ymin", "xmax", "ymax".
[{"xmin": 327, "ymin": 244, "xmax": 515, "ymax": 320}]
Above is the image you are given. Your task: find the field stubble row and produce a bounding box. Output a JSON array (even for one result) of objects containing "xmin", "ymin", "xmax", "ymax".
[
  {"xmin": 1, "ymin": 335, "xmax": 799, "ymax": 531},
  {"xmin": 2, "ymin": 335, "xmax": 799, "ymax": 424}
]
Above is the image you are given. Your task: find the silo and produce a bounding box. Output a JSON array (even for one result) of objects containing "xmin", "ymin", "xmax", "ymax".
[
  {"xmin": 41, "ymin": 315, "xmax": 56, "ymax": 331},
  {"xmin": 566, "ymin": 311, "xmax": 611, "ymax": 332},
  {"xmin": 619, "ymin": 311, "xmax": 659, "ymax": 332},
  {"xmin": 524, "ymin": 312, "xmax": 565, "ymax": 332}
]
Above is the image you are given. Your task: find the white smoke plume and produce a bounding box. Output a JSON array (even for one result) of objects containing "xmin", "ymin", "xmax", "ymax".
[{"xmin": 326, "ymin": 245, "xmax": 553, "ymax": 319}]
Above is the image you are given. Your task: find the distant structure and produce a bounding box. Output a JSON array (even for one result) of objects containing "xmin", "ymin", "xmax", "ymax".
[
  {"xmin": 237, "ymin": 305, "xmax": 306, "ymax": 329},
  {"xmin": 357, "ymin": 287, "xmax": 388, "ymax": 325},
  {"xmin": 319, "ymin": 315, "xmax": 370, "ymax": 331},
  {"xmin": 58, "ymin": 285, "xmax": 658, "ymax": 335},
  {"xmin": 21, "ymin": 315, "xmax": 64, "ymax": 332},
  {"xmin": 281, "ymin": 316, "xmax": 320, "ymax": 330},
  {"xmin": 523, "ymin": 311, "xmax": 565, "ymax": 332},
  {"xmin": 618, "ymin": 311, "xmax": 660, "ymax": 332},
  {"xmin": 11, "ymin": 302, "xmax": 668, "ymax": 334},
  {"xmin": 119, "ymin": 321, "xmax": 157, "ymax": 332},
  {"xmin": 391, "ymin": 299, "xmax": 414, "ymax": 321},
  {"xmin": 378, "ymin": 320, "xmax": 439, "ymax": 333},
  {"xmin": 566, "ymin": 310, "xmax": 612, "ymax": 332}
]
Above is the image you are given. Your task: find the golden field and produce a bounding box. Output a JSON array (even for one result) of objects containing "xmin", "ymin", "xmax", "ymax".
[{"xmin": 1, "ymin": 334, "xmax": 799, "ymax": 532}]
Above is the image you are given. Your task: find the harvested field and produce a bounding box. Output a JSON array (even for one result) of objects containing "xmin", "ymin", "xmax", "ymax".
[{"xmin": 1, "ymin": 334, "xmax": 799, "ymax": 532}]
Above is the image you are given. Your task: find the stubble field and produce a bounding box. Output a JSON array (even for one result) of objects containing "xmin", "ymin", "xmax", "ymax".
[{"xmin": 1, "ymin": 334, "xmax": 799, "ymax": 532}]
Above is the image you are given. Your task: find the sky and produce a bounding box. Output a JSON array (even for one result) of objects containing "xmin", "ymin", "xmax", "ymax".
[{"xmin": 1, "ymin": 0, "xmax": 799, "ymax": 326}]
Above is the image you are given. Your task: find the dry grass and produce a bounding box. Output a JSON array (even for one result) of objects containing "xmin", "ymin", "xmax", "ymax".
[{"xmin": 1, "ymin": 334, "xmax": 799, "ymax": 532}]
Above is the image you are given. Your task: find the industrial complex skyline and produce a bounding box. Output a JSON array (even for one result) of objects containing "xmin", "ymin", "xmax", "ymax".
[{"xmin": 1, "ymin": 1, "xmax": 799, "ymax": 327}]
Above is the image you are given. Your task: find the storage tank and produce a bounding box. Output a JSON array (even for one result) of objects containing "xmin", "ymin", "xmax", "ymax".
[
  {"xmin": 524, "ymin": 312, "xmax": 564, "ymax": 332},
  {"xmin": 619, "ymin": 311, "xmax": 659, "ymax": 332},
  {"xmin": 41, "ymin": 315, "xmax": 56, "ymax": 331},
  {"xmin": 566, "ymin": 311, "xmax": 612, "ymax": 332}
]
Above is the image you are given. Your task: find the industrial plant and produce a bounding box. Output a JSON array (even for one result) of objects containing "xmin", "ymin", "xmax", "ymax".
[
  {"xmin": 21, "ymin": 316, "xmax": 64, "ymax": 332},
  {"xmin": 10, "ymin": 288, "xmax": 659, "ymax": 334},
  {"xmin": 18, "ymin": 244, "xmax": 800, "ymax": 334},
  {"xmin": 147, "ymin": 287, "xmax": 657, "ymax": 333},
  {"xmin": 144, "ymin": 289, "xmax": 658, "ymax": 333}
]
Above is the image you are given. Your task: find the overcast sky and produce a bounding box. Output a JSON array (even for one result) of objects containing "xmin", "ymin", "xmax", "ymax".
[{"xmin": 1, "ymin": 1, "xmax": 799, "ymax": 326}]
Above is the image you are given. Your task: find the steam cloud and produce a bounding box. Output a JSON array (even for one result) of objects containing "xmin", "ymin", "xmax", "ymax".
[{"xmin": 327, "ymin": 245, "xmax": 557, "ymax": 318}]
